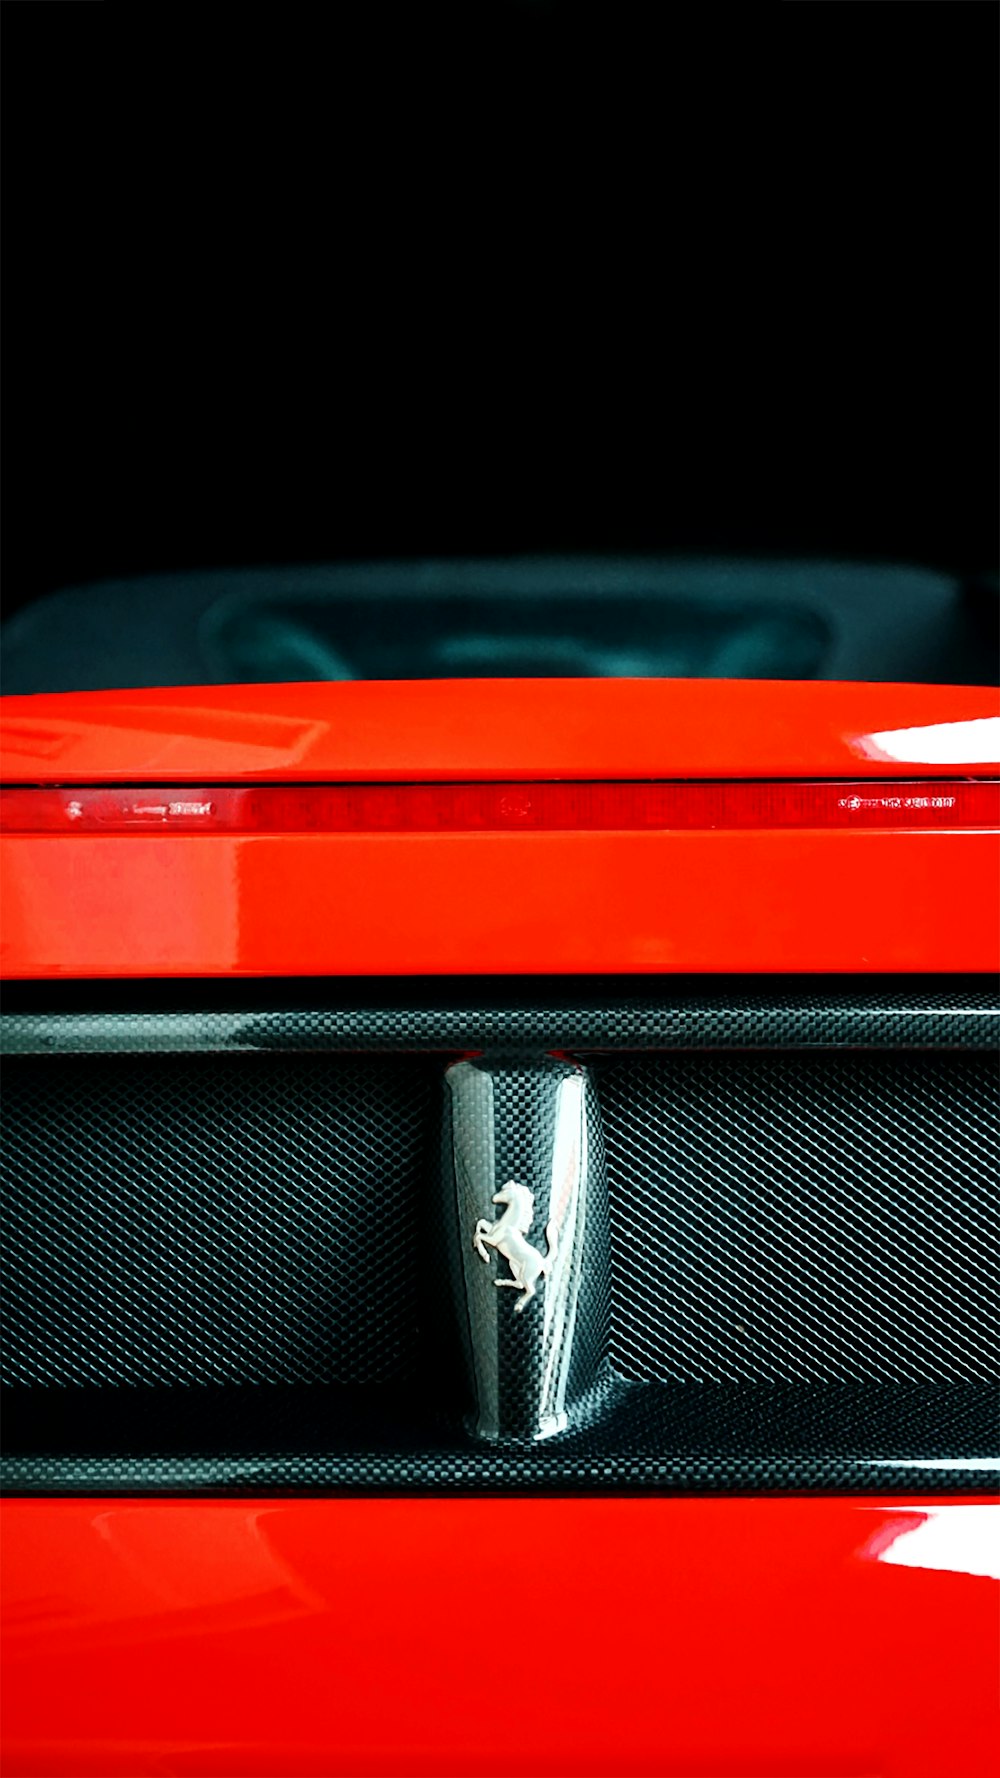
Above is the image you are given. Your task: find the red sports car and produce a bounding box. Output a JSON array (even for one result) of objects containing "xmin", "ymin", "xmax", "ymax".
[{"xmin": 1, "ymin": 558, "xmax": 997, "ymax": 1777}]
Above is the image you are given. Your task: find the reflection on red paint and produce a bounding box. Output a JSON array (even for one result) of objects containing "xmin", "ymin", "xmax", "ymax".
[
  {"xmin": 860, "ymin": 1504, "xmax": 1000, "ymax": 1578},
  {"xmin": 2, "ymin": 1497, "xmax": 997, "ymax": 1778},
  {"xmin": 855, "ymin": 715, "xmax": 1000, "ymax": 765},
  {"xmin": 3, "ymin": 679, "xmax": 998, "ymax": 786}
]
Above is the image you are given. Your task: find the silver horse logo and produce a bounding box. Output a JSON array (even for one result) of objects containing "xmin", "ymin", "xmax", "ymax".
[{"xmin": 472, "ymin": 1181, "xmax": 557, "ymax": 1312}]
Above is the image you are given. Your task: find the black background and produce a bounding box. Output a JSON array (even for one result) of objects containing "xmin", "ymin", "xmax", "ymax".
[{"xmin": 2, "ymin": 3, "xmax": 997, "ymax": 624}]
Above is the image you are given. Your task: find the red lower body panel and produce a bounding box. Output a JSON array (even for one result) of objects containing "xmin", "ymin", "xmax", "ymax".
[
  {"xmin": 3, "ymin": 829, "xmax": 998, "ymax": 978},
  {"xmin": 2, "ymin": 1497, "xmax": 997, "ymax": 1778}
]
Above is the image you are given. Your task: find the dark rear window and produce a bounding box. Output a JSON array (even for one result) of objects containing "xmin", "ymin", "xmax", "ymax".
[{"xmin": 2, "ymin": 559, "xmax": 997, "ymax": 694}]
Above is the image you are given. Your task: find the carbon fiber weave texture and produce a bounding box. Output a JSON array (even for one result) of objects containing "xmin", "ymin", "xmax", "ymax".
[
  {"xmin": 599, "ymin": 1053, "xmax": 999, "ymax": 1383},
  {"xmin": 2, "ymin": 983, "xmax": 997, "ymax": 1494},
  {"xmin": 1, "ymin": 1054, "xmax": 437, "ymax": 1386},
  {"xmin": 2, "ymin": 1382, "xmax": 995, "ymax": 1494},
  {"xmin": 2, "ymin": 977, "xmax": 996, "ymax": 1054}
]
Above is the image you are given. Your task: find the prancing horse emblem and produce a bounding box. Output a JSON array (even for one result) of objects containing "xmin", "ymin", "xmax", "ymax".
[{"xmin": 473, "ymin": 1182, "xmax": 557, "ymax": 1313}]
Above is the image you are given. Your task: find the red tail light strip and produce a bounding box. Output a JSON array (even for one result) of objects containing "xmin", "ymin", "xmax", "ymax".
[{"xmin": 2, "ymin": 781, "xmax": 997, "ymax": 833}]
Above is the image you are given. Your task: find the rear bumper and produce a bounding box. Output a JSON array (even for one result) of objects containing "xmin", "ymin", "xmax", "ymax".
[{"xmin": 3, "ymin": 1495, "xmax": 997, "ymax": 1778}]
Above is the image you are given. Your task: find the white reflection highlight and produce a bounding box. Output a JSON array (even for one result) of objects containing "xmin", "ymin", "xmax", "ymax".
[
  {"xmin": 877, "ymin": 1507, "xmax": 1000, "ymax": 1580},
  {"xmin": 854, "ymin": 716, "xmax": 1000, "ymax": 765},
  {"xmin": 869, "ymin": 1458, "xmax": 1000, "ymax": 1471}
]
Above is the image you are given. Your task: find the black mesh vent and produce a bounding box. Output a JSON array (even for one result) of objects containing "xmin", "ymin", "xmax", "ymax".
[
  {"xmin": 1, "ymin": 1053, "xmax": 436, "ymax": 1386},
  {"xmin": 2, "ymin": 983, "xmax": 997, "ymax": 1495},
  {"xmin": 600, "ymin": 1053, "xmax": 999, "ymax": 1383}
]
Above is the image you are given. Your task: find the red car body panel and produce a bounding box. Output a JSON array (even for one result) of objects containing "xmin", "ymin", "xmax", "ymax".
[
  {"xmin": 3, "ymin": 825, "xmax": 999, "ymax": 979},
  {"xmin": 2, "ymin": 677, "xmax": 998, "ymax": 1776},
  {"xmin": 2, "ymin": 1497, "xmax": 998, "ymax": 1778},
  {"xmin": 0, "ymin": 1500, "xmax": 989, "ymax": 1778},
  {"xmin": 1, "ymin": 676, "xmax": 997, "ymax": 784},
  {"xmin": 2, "ymin": 679, "xmax": 998, "ymax": 980}
]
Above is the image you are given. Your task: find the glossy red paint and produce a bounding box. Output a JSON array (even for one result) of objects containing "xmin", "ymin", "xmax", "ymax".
[
  {"xmin": 4, "ymin": 681, "xmax": 997, "ymax": 978},
  {"xmin": 2, "ymin": 1496, "xmax": 997, "ymax": 1778},
  {"xmin": 3, "ymin": 827, "xmax": 999, "ymax": 978},
  {"xmin": 3, "ymin": 685, "xmax": 998, "ymax": 1778},
  {"xmin": 2, "ymin": 677, "xmax": 998, "ymax": 785}
]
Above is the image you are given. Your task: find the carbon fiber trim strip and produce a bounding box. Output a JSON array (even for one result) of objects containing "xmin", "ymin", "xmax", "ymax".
[
  {"xmin": 2, "ymin": 1384, "xmax": 995, "ymax": 1495},
  {"xmin": 2, "ymin": 977, "xmax": 997, "ymax": 1054}
]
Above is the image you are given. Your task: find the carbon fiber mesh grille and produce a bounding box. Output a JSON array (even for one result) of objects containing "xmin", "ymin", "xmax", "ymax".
[
  {"xmin": 599, "ymin": 1053, "xmax": 999, "ymax": 1383},
  {"xmin": 1, "ymin": 1054, "xmax": 435, "ymax": 1386},
  {"xmin": 2, "ymin": 984, "xmax": 997, "ymax": 1495}
]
